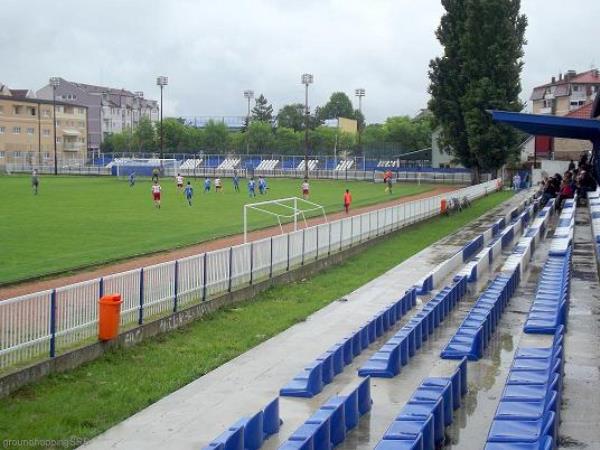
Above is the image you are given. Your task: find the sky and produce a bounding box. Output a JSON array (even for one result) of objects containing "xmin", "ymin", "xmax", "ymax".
[{"xmin": 1, "ymin": 0, "xmax": 599, "ymax": 123}]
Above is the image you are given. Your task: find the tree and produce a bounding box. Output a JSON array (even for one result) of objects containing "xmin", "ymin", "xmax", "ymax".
[
  {"xmin": 202, "ymin": 120, "xmax": 230, "ymax": 153},
  {"xmin": 161, "ymin": 118, "xmax": 188, "ymax": 153},
  {"xmin": 251, "ymin": 94, "xmax": 274, "ymax": 123},
  {"xmin": 246, "ymin": 121, "xmax": 275, "ymax": 152},
  {"xmin": 319, "ymin": 92, "xmax": 355, "ymax": 121},
  {"xmin": 274, "ymin": 127, "xmax": 302, "ymax": 154},
  {"xmin": 428, "ymin": 0, "xmax": 527, "ymax": 183},
  {"xmin": 276, "ymin": 103, "xmax": 305, "ymax": 131},
  {"xmin": 134, "ymin": 117, "xmax": 156, "ymax": 152}
]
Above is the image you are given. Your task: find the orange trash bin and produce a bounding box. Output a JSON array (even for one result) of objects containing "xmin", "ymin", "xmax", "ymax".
[
  {"xmin": 98, "ymin": 294, "xmax": 123, "ymax": 341},
  {"xmin": 440, "ymin": 199, "xmax": 447, "ymax": 215}
]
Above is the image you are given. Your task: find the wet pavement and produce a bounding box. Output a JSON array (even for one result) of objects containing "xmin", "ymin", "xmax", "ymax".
[
  {"xmin": 557, "ymin": 207, "xmax": 600, "ymax": 449},
  {"xmin": 80, "ymin": 192, "xmax": 534, "ymax": 450}
]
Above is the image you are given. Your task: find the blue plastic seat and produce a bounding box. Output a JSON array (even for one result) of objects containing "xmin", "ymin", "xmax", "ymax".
[{"xmin": 383, "ymin": 420, "xmax": 434, "ymax": 450}]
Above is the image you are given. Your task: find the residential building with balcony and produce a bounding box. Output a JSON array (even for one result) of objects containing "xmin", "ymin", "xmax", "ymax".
[
  {"xmin": 529, "ymin": 69, "xmax": 600, "ymax": 160},
  {"xmin": 36, "ymin": 78, "xmax": 159, "ymax": 154},
  {"xmin": 0, "ymin": 83, "xmax": 88, "ymax": 167}
]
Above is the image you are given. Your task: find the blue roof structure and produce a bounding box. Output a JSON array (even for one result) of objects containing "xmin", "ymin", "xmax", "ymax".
[
  {"xmin": 490, "ymin": 108, "xmax": 600, "ymax": 179},
  {"xmin": 490, "ymin": 110, "xmax": 600, "ymax": 142}
]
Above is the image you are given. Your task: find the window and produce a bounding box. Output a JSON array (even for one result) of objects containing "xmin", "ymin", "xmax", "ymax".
[
  {"xmin": 43, "ymin": 129, "xmax": 50, "ymax": 137},
  {"xmin": 0, "ymin": 105, "xmax": 4, "ymax": 114},
  {"xmin": 56, "ymin": 136, "xmax": 62, "ymax": 143},
  {"xmin": 77, "ymin": 107, "xmax": 85, "ymax": 114},
  {"xmin": 42, "ymin": 109, "xmax": 50, "ymax": 118},
  {"xmin": 27, "ymin": 128, "xmax": 34, "ymax": 135},
  {"xmin": 13, "ymin": 105, "xmax": 23, "ymax": 115},
  {"xmin": 0, "ymin": 151, "xmax": 4, "ymax": 158},
  {"xmin": 29, "ymin": 107, "xmax": 36, "ymax": 116},
  {"xmin": 12, "ymin": 127, "xmax": 21, "ymax": 134},
  {"xmin": 573, "ymin": 85, "xmax": 580, "ymax": 92},
  {"xmin": 14, "ymin": 151, "xmax": 23, "ymax": 158},
  {"xmin": 0, "ymin": 126, "xmax": 4, "ymax": 134},
  {"xmin": 43, "ymin": 152, "xmax": 50, "ymax": 159}
]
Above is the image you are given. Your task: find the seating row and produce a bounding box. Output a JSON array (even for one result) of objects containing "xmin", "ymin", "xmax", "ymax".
[
  {"xmin": 374, "ymin": 358, "xmax": 468, "ymax": 450},
  {"xmin": 280, "ymin": 290, "xmax": 417, "ymax": 397},
  {"xmin": 440, "ymin": 268, "xmax": 520, "ymax": 361},
  {"xmin": 588, "ymin": 189, "xmax": 600, "ymax": 262},
  {"xmin": 278, "ymin": 377, "xmax": 372, "ymax": 450},
  {"xmin": 359, "ymin": 277, "xmax": 468, "ymax": 377},
  {"xmin": 484, "ymin": 326, "xmax": 565, "ymax": 449},
  {"xmin": 203, "ymin": 398, "xmax": 281, "ymax": 450},
  {"xmin": 523, "ymin": 248, "xmax": 572, "ymax": 335},
  {"xmin": 549, "ymin": 198, "xmax": 576, "ymax": 257}
]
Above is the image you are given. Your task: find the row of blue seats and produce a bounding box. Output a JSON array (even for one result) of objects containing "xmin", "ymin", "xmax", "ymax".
[
  {"xmin": 523, "ymin": 249, "xmax": 571, "ymax": 334},
  {"xmin": 358, "ymin": 277, "xmax": 468, "ymax": 377},
  {"xmin": 280, "ymin": 290, "xmax": 417, "ymax": 397},
  {"xmin": 374, "ymin": 358, "xmax": 468, "ymax": 450},
  {"xmin": 462, "ymin": 235, "xmax": 484, "ymax": 262},
  {"xmin": 203, "ymin": 398, "xmax": 281, "ymax": 450},
  {"xmin": 484, "ymin": 326, "xmax": 565, "ymax": 449},
  {"xmin": 279, "ymin": 377, "xmax": 372, "ymax": 450},
  {"xmin": 440, "ymin": 268, "xmax": 520, "ymax": 361}
]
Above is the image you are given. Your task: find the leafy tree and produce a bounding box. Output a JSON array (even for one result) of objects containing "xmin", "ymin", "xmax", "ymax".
[
  {"xmin": 202, "ymin": 120, "xmax": 230, "ymax": 153},
  {"xmin": 276, "ymin": 104, "xmax": 305, "ymax": 132},
  {"xmin": 319, "ymin": 92, "xmax": 355, "ymax": 121},
  {"xmin": 274, "ymin": 127, "xmax": 302, "ymax": 154},
  {"xmin": 428, "ymin": 0, "xmax": 527, "ymax": 182},
  {"xmin": 134, "ymin": 117, "xmax": 156, "ymax": 152},
  {"xmin": 246, "ymin": 121, "xmax": 275, "ymax": 152},
  {"xmin": 354, "ymin": 109, "xmax": 366, "ymax": 132},
  {"xmin": 251, "ymin": 94, "xmax": 274, "ymax": 123},
  {"xmin": 161, "ymin": 118, "xmax": 188, "ymax": 152},
  {"xmin": 384, "ymin": 116, "xmax": 432, "ymax": 151}
]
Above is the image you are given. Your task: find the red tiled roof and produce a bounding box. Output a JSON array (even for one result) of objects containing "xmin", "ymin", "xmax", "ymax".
[
  {"xmin": 533, "ymin": 69, "xmax": 600, "ymax": 90},
  {"xmin": 565, "ymin": 102, "xmax": 594, "ymax": 119}
]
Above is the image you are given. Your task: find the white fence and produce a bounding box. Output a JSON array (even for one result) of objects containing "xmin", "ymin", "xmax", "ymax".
[{"xmin": 0, "ymin": 180, "xmax": 501, "ymax": 370}]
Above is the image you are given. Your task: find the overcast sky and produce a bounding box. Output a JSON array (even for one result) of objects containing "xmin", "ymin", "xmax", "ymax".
[{"xmin": 1, "ymin": 0, "xmax": 598, "ymax": 123}]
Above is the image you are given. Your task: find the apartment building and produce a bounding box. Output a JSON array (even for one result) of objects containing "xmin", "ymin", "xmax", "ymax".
[
  {"xmin": 37, "ymin": 78, "xmax": 159, "ymax": 154},
  {"xmin": 0, "ymin": 83, "xmax": 88, "ymax": 167},
  {"xmin": 529, "ymin": 69, "xmax": 600, "ymax": 160}
]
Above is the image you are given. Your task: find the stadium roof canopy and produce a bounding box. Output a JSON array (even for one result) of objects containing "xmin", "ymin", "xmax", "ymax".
[{"xmin": 490, "ymin": 110, "xmax": 600, "ymax": 142}]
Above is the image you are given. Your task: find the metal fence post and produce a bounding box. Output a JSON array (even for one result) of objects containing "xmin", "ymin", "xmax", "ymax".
[
  {"xmin": 250, "ymin": 242, "xmax": 254, "ymax": 285},
  {"xmin": 228, "ymin": 247, "xmax": 233, "ymax": 292},
  {"xmin": 99, "ymin": 277, "xmax": 104, "ymax": 298},
  {"xmin": 316, "ymin": 226, "xmax": 319, "ymax": 260},
  {"xmin": 49, "ymin": 289, "xmax": 57, "ymax": 358},
  {"xmin": 301, "ymin": 229, "xmax": 305, "ymax": 265},
  {"xmin": 269, "ymin": 237, "xmax": 274, "ymax": 278},
  {"xmin": 286, "ymin": 233, "xmax": 290, "ymax": 271},
  {"xmin": 328, "ymin": 223, "xmax": 332, "ymax": 256},
  {"xmin": 138, "ymin": 268, "xmax": 144, "ymax": 325},
  {"xmin": 173, "ymin": 261, "xmax": 179, "ymax": 313},
  {"xmin": 202, "ymin": 253, "xmax": 208, "ymax": 301}
]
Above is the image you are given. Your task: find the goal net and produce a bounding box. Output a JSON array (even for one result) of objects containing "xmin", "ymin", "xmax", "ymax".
[{"xmin": 243, "ymin": 197, "xmax": 327, "ymax": 243}]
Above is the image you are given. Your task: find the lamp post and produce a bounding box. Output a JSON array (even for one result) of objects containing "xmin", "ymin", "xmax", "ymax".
[
  {"xmin": 355, "ymin": 88, "xmax": 365, "ymax": 169},
  {"xmin": 243, "ymin": 90, "xmax": 254, "ymax": 155},
  {"xmin": 156, "ymin": 76, "xmax": 168, "ymax": 160},
  {"xmin": 301, "ymin": 73, "xmax": 314, "ymax": 180},
  {"xmin": 49, "ymin": 77, "xmax": 60, "ymax": 175}
]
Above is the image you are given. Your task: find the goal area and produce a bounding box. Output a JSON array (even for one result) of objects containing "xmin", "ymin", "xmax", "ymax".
[{"xmin": 243, "ymin": 197, "xmax": 327, "ymax": 243}]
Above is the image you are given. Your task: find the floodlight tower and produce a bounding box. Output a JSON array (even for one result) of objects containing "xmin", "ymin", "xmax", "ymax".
[
  {"xmin": 301, "ymin": 73, "xmax": 314, "ymax": 180},
  {"xmin": 243, "ymin": 90, "xmax": 254, "ymax": 154},
  {"xmin": 355, "ymin": 88, "xmax": 365, "ymax": 168},
  {"xmin": 49, "ymin": 77, "xmax": 61, "ymax": 175},
  {"xmin": 156, "ymin": 76, "xmax": 168, "ymax": 159}
]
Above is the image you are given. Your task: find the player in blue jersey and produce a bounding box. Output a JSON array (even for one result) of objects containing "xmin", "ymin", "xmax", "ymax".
[
  {"xmin": 233, "ymin": 171, "xmax": 240, "ymax": 192},
  {"xmin": 248, "ymin": 178, "xmax": 256, "ymax": 198},
  {"xmin": 204, "ymin": 177, "xmax": 211, "ymax": 193},
  {"xmin": 184, "ymin": 181, "xmax": 193, "ymax": 206},
  {"xmin": 258, "ymin": 176, "xmax": 267, "ymax": 195}
]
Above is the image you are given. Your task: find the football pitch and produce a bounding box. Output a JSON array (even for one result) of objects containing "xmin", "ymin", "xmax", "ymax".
[{"xmin": 0, "ymin": 175, "xmax": 440, "ymax": 285}]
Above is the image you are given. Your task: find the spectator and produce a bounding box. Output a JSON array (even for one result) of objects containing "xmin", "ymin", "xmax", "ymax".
[{"xmin": 568, "ymin": 159, "xmax": 576, "ymax": 172}]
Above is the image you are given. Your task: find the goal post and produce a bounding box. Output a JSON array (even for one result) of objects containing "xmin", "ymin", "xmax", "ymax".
[{"xmin": 243, "ymin": 197, "xmax": 327, "ymax": 243}]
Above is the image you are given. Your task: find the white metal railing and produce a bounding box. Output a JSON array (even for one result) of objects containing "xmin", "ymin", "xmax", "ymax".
[{"xmin": 0, "ymin": 180, "xmax": 501, "ymax": 369}]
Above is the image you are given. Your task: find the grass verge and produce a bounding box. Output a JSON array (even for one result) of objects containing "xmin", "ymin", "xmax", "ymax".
[{"xmin": 0, "ymin": 190, "xmax": 513, "ymax": 447}]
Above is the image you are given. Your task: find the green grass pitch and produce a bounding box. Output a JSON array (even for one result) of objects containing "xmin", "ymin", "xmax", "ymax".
[{"xmin": 0, "ymin": 175, "xmax": 439, "ymax": 285}]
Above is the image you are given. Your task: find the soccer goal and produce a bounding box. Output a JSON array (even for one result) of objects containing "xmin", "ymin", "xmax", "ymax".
[{"xmin": 243, "ymin": 197, "xmax": 327, "ymax": 243}]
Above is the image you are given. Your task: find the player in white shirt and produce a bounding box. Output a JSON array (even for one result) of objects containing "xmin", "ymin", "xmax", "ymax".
[
  {"xmin": 301, "ymin": 179, "xmax": 310, "ymax": 199},
  {"xmin": 215, "ymin": 177, "xmax": 223, "ymax": 192},
  {"xmin": 176, "ymin": 173, "xmax": 184, "ymax": 191},
  {"xmin": 151, "ymin": 181, "xmax": 162, "ymax": 209}
]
